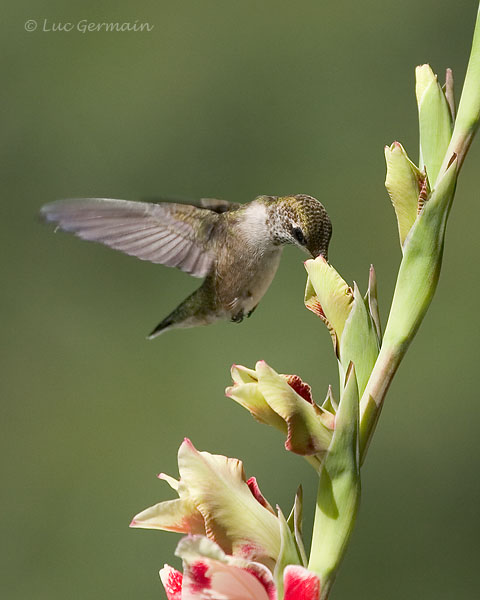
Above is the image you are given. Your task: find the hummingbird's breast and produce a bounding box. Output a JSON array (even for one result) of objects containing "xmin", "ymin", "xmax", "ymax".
[{"xmin": 214, "ymin": 201, "xmax": 283, "ymax": 317}]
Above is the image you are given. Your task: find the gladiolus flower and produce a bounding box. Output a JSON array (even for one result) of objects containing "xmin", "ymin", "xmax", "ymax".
[
  {"xmin": 160, "ymin": 536, "xmax": 320, "ymax": 600},
  {"xmin": 131, "ymin": 439, "xmax": 284, "ymax": 570}
]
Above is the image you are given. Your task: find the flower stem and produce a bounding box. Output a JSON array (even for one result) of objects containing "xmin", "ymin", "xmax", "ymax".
[
  {"xmin": 441, "ymin": 4, "xmax": 480, "ymax": 174},
  {"xmin": 358, "ymin": 342, "xmax": 402, "ymax": 461},
  {"xmin": 308, "ymin": 364, "xmax": 361, "ymax": 598}
]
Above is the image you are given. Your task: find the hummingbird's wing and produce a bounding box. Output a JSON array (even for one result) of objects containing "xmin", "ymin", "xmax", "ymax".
[
  {"xmin": 140, "ymin": 196, "xmax": 242, "ymax": 214},
  {"xmin": 40, "ymin": 198, "xmax": 219, "ymax": 278},
  {"xmin": 198, "ymin": 198, "xmax": 242, "ymax": 213}
]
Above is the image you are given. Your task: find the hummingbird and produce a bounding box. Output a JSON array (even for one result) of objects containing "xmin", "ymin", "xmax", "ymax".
[{"xmin": 41, "ymin": 194, "xmax": 332, "ymax": 338}]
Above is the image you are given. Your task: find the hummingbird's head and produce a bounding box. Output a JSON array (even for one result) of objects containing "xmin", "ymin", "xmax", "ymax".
[{"xmin": 269, "ymin": 194, "xmax": 332, "ymax": 259}]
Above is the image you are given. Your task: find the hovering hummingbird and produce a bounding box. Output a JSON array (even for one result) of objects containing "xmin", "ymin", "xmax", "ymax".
[{"xmin": 41, "ymin": 194, "xmax": 332, "ymax": 338}]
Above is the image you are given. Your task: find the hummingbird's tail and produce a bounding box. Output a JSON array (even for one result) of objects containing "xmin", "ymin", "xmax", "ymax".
[
  {"xmin": 147, "ymin": 280, "xmax": 218, "ymax": 339},
  {"xmin": 147, "ymin": 317, "xmax": 176, "ymax": 339}
]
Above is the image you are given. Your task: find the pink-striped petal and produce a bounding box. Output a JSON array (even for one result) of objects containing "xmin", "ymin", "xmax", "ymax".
[
  {"xmin": 246, "ymin": 477, "xmax": 275, "ymax": 512},
  {"xmin": 283, "ymin": 565, "xmax": 320, "ymax": 600},
  {"xmin": 182, "ymin": 559, "xmax": 272, "ymax": 600},
  {"xmin": 159, "ymin": 565, "xmax": 183, "ymax": 600},
  {"xmin": 177, "ymin": 536, "xmax": 277, "ymax": 600}
]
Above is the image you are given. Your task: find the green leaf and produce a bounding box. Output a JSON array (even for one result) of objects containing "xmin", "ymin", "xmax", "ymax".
[
  {"xmin": 443, "ymin": 67, "xmax": 456, "ymax": 120},
  {"xmin": 286, "ymin": 486, "xmax": 308, "ymax": 567},
  {"xmin": 274, "ymin": 507, "xmax": 303, "ymax": 597},
  {"xmin": 308, "ymin": 364, "xmax": 361, "ymax": 596},
  {"xmin": 446, "ymin": 6, "xmax": 480, "ymax": 170},
  {"xmin": 340, "ymin": 284, "xmax": 379, "ymax": 398},
  {"xmin": 416, "ymin": 64, "xmax": 453, "ymax": 186},
  {"xmin": 322, "ymin": 385, "xmax": 338, "ymax": 413},
  {"xmin": 365, "ymin": 264, "xmax": 382, "ymax": 342}
]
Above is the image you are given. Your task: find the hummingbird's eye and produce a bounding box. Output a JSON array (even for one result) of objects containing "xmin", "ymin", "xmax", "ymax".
[{"xmin": 292, "ymin": 227, "xmax": 306, "ymax": 245}]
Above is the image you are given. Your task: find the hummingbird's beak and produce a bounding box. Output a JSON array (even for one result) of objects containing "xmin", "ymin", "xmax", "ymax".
[{"xmin": 307, "ymin": 245, "xmax": 328, "ymax": 261}]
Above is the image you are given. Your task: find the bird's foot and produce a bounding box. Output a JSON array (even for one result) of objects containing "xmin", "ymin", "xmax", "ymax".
[{"xmin": 231, "ymin": 311, "xmax": 244, "ymax": 323}]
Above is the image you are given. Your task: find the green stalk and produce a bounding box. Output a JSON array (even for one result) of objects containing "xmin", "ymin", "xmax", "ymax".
[
  {"xmin": 308, "ymin": 364, "xmax": 361, "ymax": 599},
  {"xmin": 359, "ymin": 3, "xmax": 480, "ymax": 461},
  {"xmin": 359, "ymin": 155, "xmax": 458, "ymax": 461}
]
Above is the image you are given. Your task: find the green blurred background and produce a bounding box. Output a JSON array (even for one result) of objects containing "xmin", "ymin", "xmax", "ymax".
[{"xmin": 2, "ymin": 1, "xmax": 479, "ymax": 598}]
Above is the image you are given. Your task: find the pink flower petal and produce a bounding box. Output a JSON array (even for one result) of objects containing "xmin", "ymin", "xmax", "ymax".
[
  {"xmin": 159, "ymin": 565, "xmax": 182, "ymax": 600},
  {"xmin": 246, "ymin": 477, "xmax": 275, "ymax": 513},
  {"xmin": 182, "ymin": 559, "xmax": 272, "ymax": 600},
  {"xmin": 284, "ymin": 375, "xmax": 313, "ymax": 405},
  {"xmin": 283, "ymin": 565, "xmax": 320, "ymax": 600},
  {"xmin": 244, "ymin": 562, "xmax": 277, "ymax": 600},
  {"xmin": 188, "ymin": 560, "xmax": 211, "ymax": 593}
]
